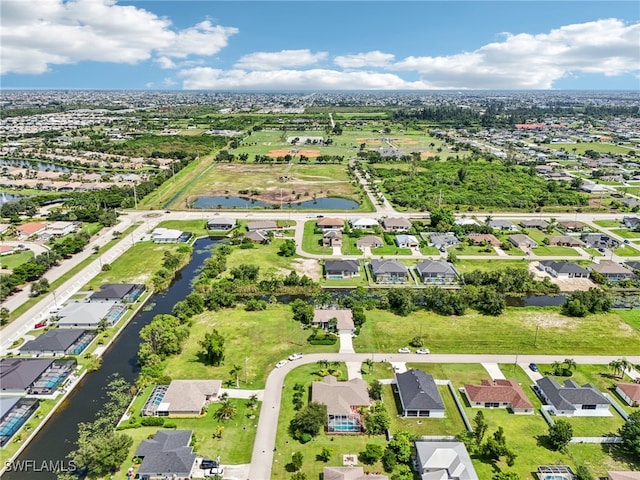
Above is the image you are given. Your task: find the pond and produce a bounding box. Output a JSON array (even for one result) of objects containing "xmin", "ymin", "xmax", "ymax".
[
  {"xmin": 0, "ymin": 159, "xmax": 71, "ymax": 173},
  {"xmin": 0, "ymin": 192, "xmax": 23, "ymax": 205},
  {"xmin": 191, "ymin": 195, "xmax": 359, "ymax": 210}
]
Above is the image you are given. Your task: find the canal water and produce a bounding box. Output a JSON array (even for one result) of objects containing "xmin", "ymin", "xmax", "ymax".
[{"xmin": 2, "ymin": 238, "xmax": 218, "ymax": 480}]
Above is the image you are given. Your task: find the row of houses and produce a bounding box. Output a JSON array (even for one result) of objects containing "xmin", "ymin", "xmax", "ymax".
[
  {"xmin": 1, "ymin": 221, "xmax": 80, "ymax": 240},
  {"xmin": 539, "ymin": 260, "xmax": 639, "ymax": 281},
  {"xmin": 324, "ymin": 259, "xmax": 459, "ymax": 284}
]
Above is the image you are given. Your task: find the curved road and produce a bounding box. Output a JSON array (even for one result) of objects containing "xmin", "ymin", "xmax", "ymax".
[{"xmin": 248, "ymin": 352, "xmax": 640, "ymax": 480}]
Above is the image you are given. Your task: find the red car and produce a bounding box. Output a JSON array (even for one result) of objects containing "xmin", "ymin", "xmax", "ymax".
[{"xmin": 34, "ymin": 321, "xmax": 47, "ymax": 329}]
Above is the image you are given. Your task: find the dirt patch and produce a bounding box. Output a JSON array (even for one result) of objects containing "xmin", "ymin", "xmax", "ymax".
[
  {"xmin": 267, "ymin": 148, "xmax": 321, "ymax": 158},
  {"xmin": 294, "ymin": 258, "xmax": 322, "ymax": 281},
  {"xmin": 420, "ymin": 151, "xmax": 436, "ymax": 157},
  {"xmin": 520, "ymin": 311, "xmax": 576, "ymax": 329}
]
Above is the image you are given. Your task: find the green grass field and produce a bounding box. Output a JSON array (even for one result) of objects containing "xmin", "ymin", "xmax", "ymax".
[
  {"xmin": 354, "ymin": 308, "xmax": 640, "ymax": 355},
  {"xmin": 531, "ymin": 246, "xmax": 581, "ymax": 256},
  {"xmin": 550, "ymin": 142, "xmax": 636, "ymax": 155},
  {"xmin": 594, "ymin": 219, "xmax": 623, "ymax": 228},
  {"xmin": 610, "ymin": 228, "xmax": 640, "ymax": 240},
  {"xmin": 614, "ymin": 245, "xmax": 640, "ymax": 256},
  {"xmin": 302, "ymin": 220, "xmax": 333, "ymax": 255},
  {"xmin": 453, "ymin": 259, "xmax": 529, "ymax": 273},
  {"xmin": 0, "ymin": 250, "xmax": 34, "ymax": 270},
  {"xmin": 162, "ymin": 305, "xmax": 338, "ymax": 389}
]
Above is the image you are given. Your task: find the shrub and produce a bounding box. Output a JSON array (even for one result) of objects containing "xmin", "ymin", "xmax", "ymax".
[
  {"xmin": 299, "ymin": 433, "xmax": 312, "ymax": 444},
  {"xmin": 163, "ymin": 422, "xmax": 177, "ymax": 429},
  {"xmin": 141, "ymin": 417, "xmax": 165, "ymax": 426}
]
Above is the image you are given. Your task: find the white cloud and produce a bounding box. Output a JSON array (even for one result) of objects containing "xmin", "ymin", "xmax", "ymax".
[
  {"xmin": 178, "ymin": 67, "xmax": 427, "ymax": 90},
  {"xmin": 145, "ymin": 82, "xmax": 154, "ymax": 88},
  {"xmin": 234, "ymin": 50, "xmax": 327, "ymax": 70},
  {"xmin": 392, "ymin": 18, "xmax": 640, "ymax": 89},
  {"xmin": 0, "ymin": 0, "xmax": 238, "ymax": 75},
  {"xmin": 334, "ymin": 51, "xmax": 395, "ymax": 69},
  {"xmin": 163, "ymin": 77, "xmax": 177, "ymax": 86},
  {"xmin": 156, "ymin": 57, "xmax": 177, "ymax": 70}
]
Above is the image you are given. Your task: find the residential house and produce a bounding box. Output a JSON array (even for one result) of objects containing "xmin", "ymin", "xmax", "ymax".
[
  {"xmin": 520, "ymin": 219, "xmax": 549, "ymax": 230},
  {"xmin": 580, "ymin": 184, "xmax": 608, "ymax": 193},
  {"xmin": 57, "ymin": 302, "xmax": 127, "ymax": 329},
  {"xmin": 43, "ymin": 221, "xmax": 79, "ymax": 237},
  {"xmin": 381, "ymin": 217, "xmax": 412, "ymax": 232},
  {"xmin": 454, "ymin": 218, "xmax": 479, "ymax": 227},
  {"xmin": 416, "ymin": 260, "xmax": 458, "ymax": 284},
  {"xmin": 0, "ymin": 397, "xmax": 39, "ymax": 447},
  {"xmin": 19, "ymin": 329, "xmax": 95, "ymax": 356},
  {"xmin": 558, "ymin": 221, "xmax": 585, "ymax": 232},
  {"xmin": 323, "ymin": 466, "xmax": 388, "ymax": 480},
  {"xmin": 134, "ymin": 430, "xmax": 197, "ymax": 480},
  {"xmin": 615, "ymin": 383, "xmax": 640, "ymax": 407},
  {"xmin": 428, "ymin": 232, "xmax": 460, "ymax": 250},
  {"xmin": 0, "ymin": 358, "xmax": 76, "ymax": 395},
  {"xmin": 539, "ymin": 261, "xmax": 590, "ymax": 279},
  {"xmin": 151, "ymin": 380, "xmax": 222, "ymax": 416},
  {"xmin": 619, "ymin": 198, "xmax": 640, "ymax": 209},
  {"xmin": 535, "ymin": 377, "xmax": 610, "ymax": 416},
  {"xmin": 311, "ymin": 376, "xmax": 370, "ymax": 433},
  {"xmin": 89, "ymin": 283, "xmax": 145, "ymax": 303},
  {"xmin": 413, "ymin": 441, "xmax": 479, "ymax": 480},
  {"xmin": 317, "ymin": 217, "xmax": 345, "ymax": 231},
  {"xmin": 355, "ymin": 235, "xmax": 383, "ymax": 250},
  {"xmin": 623, "ymin": 216, "xmax": 640, "ymax": 230},
  {"xmin": 581, "ymin": 233, "xmax": 620, "ymax": 250},
  {"xmin": 394, "ymin": 369, "xmax": 445, "ymax": 417},
  {"xmin": 150, "ymin": 227, "xmax": 184, "ymax": 243},
  {"xmin": 244, "ymin": 230, "xmax": 269, "ymax": 243},
  {"xmin": 0, "ymin": 223, "xmax": 12, "ymax": 236},
  {"xmin": 625, "ymin": 261, "xmax": 640, "ymax": 272},
  {"xmin": 16, "ymin": 222, "xmax": 48, "ymax": 239},
  {"xmin": 607, "ymin": 472, "xmax": 640, "ymax": 480},
  {"xmin": 349, "ymin": 218, "xmax": 379, "ymax": 230},
  {"xmin": 324, "ymin": 260, "xmax": 360, "ymax": 280},
  {"xmin": 313, "ymin": 309, "xmax": 354, "ymax": 334},
  {"xmin": 322, "ymin": 230, "xmax": 343, "ymax": 247},
  {"xmin": 246, "ymin": 220, "xmax": 277, "ymax": 231},
  {"xmin": 206, "ymin": 217, "xmax": 235, "ymax": 230},
  {"xmin": 370, "ymin": 259, "xmax": 409, "ymax": 283},
  {"xmin": 508, "ymin": 234, "xmax": 538, "ymax": 249},
  {"xmin": 548, "ymin": 236, "xmax": 585, "ymax": 247},
  {"xmin": 461, "ymin": 379, "xmax": 534, "ymax": 414},
  {"xmin": 589, "ymin": 261, "xmax": 636, "ymax": 282},
  {"xmin": 395, "ymin": 234, "xmax": 419, "ymax": 248},
  {"xmin": 487, "ymin": 219, "xmax": 518, "ymax": 231},
  {"xmin": 467, "ymin": 233, "xmax": 501, "ymax": 247}
]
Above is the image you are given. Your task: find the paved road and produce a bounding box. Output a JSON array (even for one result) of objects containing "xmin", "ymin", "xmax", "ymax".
[
  {"xmin": 248, "ymin": 352, "xmax": 640, "ymax": 480},
  {"xmin": 0, "ymin": 240, "xmax": 51, "ymax": 256}
]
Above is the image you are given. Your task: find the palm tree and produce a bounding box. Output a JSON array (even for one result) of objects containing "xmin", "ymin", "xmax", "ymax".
[
  {"xmin": 364, "ymin": 358, "xmax": 374, "ymax": 374},
  {"xmin": 551, "ymin": 361, "xmax": 563, "ymax": 376},
  {"xmin": 214, "ymin": 400, "xmax": 237, "ymax": 421},
  {"xmin": 229, "ymin": 364, "xmax": 242, "ymax": 388},
  {"xmin": 246, "ymin": 394, "xmax": 259, "ymax": 409},
  {"xmin": 563, "ymin": 358, "xmax": 577, "ymax": 375},
  {"xmin": 619, "ymin": 358, "xmax": 631, "ymax": 378},
  {"xmin": 609, "ymin": 359, "xmax": 623, "ymax": 379},
  {"xmin": 316, "ymin": 359, "xmax": 329, "ymax": 369}
]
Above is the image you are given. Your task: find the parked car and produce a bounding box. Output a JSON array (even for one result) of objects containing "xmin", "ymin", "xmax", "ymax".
[
  {"xmin": 200, "ymin": 459, "xmax": 219, "ymax": 470},
  {"xmin": 624, "ymin": 239, "xmax": 631, "ymax": 244},
  {"xmin": 34, "ymin": 321, "xmax": 47, "ymax": 329},
  {"xmin": 529, "ymin": 363, "xmax": 539, "ymax": 372},
  {"xmin": 288, "ymin": 352, "xmax": 303, "ymax": 361},
  {"xmin": 397, "ymin": 347, "xmax": 411, "ymax": 353},
  {"xmin": 275, "ymin": 360, "xmax": 289, "ymax": 368},
  {"xmin": 205, "ymin": 467, "xmax": 224, "ymax": 477},
  {"xmin": 416, "ymin": 348, "xmax": 430, "ymax": 354}
]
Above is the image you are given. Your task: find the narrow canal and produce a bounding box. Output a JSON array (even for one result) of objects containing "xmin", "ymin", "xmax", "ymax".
[{"xmin": 2, "ymin": 238, "xmax": 218, "ymax": 480}]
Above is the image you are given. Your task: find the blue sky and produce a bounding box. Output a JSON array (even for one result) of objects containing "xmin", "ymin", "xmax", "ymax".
[{"xmin": 1, "ymin": 1, "xmax": 639, "ymax": 90}]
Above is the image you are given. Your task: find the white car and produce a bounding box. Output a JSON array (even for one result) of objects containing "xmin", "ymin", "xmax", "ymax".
[
  {"xmin": 416, "ymin": 348, "xmax": 430, "ymax": 354},
  {"xmin": 288, "ymin": 352, "xmax": 303, "ymax": 361},
  {"xmin": 398, "ymin": 347, "xmax": 411, "ymax": 353},
  {"xmin": 275, "ymin": 360, "xmax": 289, "ymax": 368}
]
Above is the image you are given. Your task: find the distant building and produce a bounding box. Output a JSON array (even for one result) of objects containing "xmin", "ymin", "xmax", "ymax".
[
  {"xmin": 395, "ymin": 234, "xmax": 419, "ymax": 248},
  {"xmin": 487, "ymin": 219, "xmax": 517, "ymax": 231},
  {"xmin": 150, "ymin": 227, "xmax": 184, "ymax": 243},
  {"xmin": 508, "ymin": 234, "xmax": 538, "ymax": 249},
  {"xmin": 246, "ymin": 220, "xmax": 277, "ymax": 231},
  {"xmin": 558, "ymin": 221, "xmax": 585, "ymax": 232},
  {"xmin": 381, "ymin": 217, "xmax": 412, "ymax": 232},
  {"xmin": 623, "ymin": 216, "xmax": 640, "ymax": 230},
  {"xmin": 206, "ymin": 217, "xmax": 235, "ymax": 230},
  {"xmin": 349, "ymin": 218, "xmax": 379, "ymax": 230},
  {"xmin": 520, "ymin": 219, "xmax": 549, "ymax": 230},
  {"xmin": 467, "ymin": 233, "xmax": 501, "ymax": 247},
  {"xmin": 615, "ymin": 383, "xmax": 640, "ymax": 407},
  {"xmin": 428, "ymin": 232, "xmax": 459, "ymax": 250},
  {"xmin": 16, "ymin": 222, "xmax": 48, "ymax": 239},
  {"xmin": 548, "ymin": 236, "xmax": 585, "ymax": 247},
  {"xmin": 43, "ymin": 221, "xmax": 79, "ymax": 237}
]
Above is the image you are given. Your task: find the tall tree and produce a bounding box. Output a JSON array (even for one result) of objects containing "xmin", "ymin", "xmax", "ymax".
[
  {"xmin": 548, "ymin": 419, "xmax": 573, "ymax": 450},
  {"xmin": 199, "ymin": 329, "xmax": 225, "ymax": 366}
]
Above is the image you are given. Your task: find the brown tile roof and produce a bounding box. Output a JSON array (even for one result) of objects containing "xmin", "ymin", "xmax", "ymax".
[
  {"xmin": 317, "ymin": 217, "xmax": 344, "ymax": 227},
  {"xmin": 467, "ymin": 233, "xmax": 501, "ymax": 246},
  {"xmin": 17, "ymin": 222, "xmax": 48, "ymax": 235},
  {"xmin": 608, "ymin": 472, "xmax": 640, "ymax": 480},
  {"xmin": 616, "ymin": 382, "xmax": 640, "ymax": 401},
  {"xmin": 463, "ymin": 379, "xmax": 533, "ymax": 409},
  {"xmin": 312, "ymin": 376, "xmax": 370, "ymax": 415},
  {"xmin": 313, "ymin": 309, "xmax": 354, "ymax": 331}
]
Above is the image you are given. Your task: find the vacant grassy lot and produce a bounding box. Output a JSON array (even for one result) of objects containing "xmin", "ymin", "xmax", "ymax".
[
  {"xmin": 610, "ymin": 228, "xmax": 640, "ymax": 239},
  {"xmin": 162, "ymin": 305, "xmax": 338, "ymax": 389},
  {"xmin": 354, "ymin": 308, "xmax": 640, "ymax": 355},
  {"xmin": 594, "ymin": 219, "xmax": 623, "ymax": 228},
  {"xmin": 531, "ymin": 246, "xmax": 581, "ymax": 256},
  {"xmin": 453, "ymin": 259, "xmax": 529, "ymax": 273},
  {"xmin": 614, "ymin": 245, "xmax": 640, "ymax": 256},
  {"xmin": 550, "ymin": 142, "xmax": 635, "ymax": 155},
  {"xmin": 0, "ymin": 250, "xmax": 34, "ymax": 270}
]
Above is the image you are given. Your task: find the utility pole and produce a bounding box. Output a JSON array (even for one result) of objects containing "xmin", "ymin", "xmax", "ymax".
[
  {"xmin": 533, "ymin": 324, "xmax": 540, "ymax": 347},
  {"xmin": 244, "ymin": 357, "xmax": 249, "ymax": 384}
]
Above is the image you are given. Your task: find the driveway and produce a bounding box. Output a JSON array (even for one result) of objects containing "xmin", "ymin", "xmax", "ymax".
[
  {"xmin": 482, "ymin": 363, "xmax": 506, "ymax": 380},
  {"xmin": 519, "ymin": 363, "xmax": 543, "ymax": 382},
  {"xmin": 339, "ymin": 332, "xmax": 355, "ymax": 353}
]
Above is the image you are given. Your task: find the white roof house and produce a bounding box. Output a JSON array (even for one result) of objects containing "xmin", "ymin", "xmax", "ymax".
[
  {"xmin": 151, "ymin": 228, "xmax": 183, "ymax": 243},
  {"xmin": 349, "ymin": 218, "xmax": 379, "ymax": 229}
]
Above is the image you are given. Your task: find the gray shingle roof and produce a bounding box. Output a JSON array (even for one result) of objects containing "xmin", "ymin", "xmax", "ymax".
[
  {"xmin": 416, "ymin": 260, "xmax": 456, "ymax": 276},
  {"xmin": 19, "ymin": 329, "xmax": 87, "ymax": 354},
  {"xmin": 135, "ymin": 430, "xmax": 196, "ymax": 478},
  {"xmin": 325, "ymin": 260, "xmax": 359, "ymax": 274},
  {"xmin": 90, "ymin": 283, "xmax": 137, "ymax": 300},
  {"xmin": 536, "ymin": 377, "xmax": 609, "ymax": 411},
  {"xmin": 540, "ymin": 261, "xmax": 589, "ymax": 275},
  {"xmin": 396, "ymin": 369, "xmax": 444, "ymax": 411},
  {"xmin": 0, "ymin": 359, "xmax": 54, "ymax": 391},
  {"xmin": 370, "ymin": 259, "xmax": 408, "ymax": 275}
]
